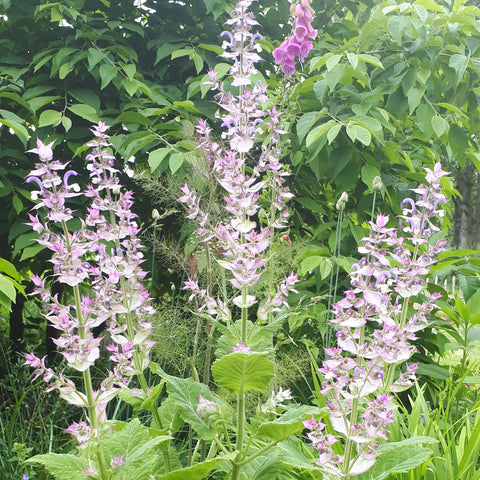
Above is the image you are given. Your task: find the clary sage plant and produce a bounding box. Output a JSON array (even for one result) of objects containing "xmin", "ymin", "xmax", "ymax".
[{"xmin": 24, "ymin": 1, "xmax": 448, "ymax": 479}]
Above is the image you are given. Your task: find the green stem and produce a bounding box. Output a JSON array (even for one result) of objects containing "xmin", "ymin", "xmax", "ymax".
[
  {"xmin": 61, "ymin": 220, "xmax": 109, "ymax": 479},
  {"xmin": 231, "ymin": 387, "xmax": 245, "ymax": 480},
  {"xmin": 237, "ymin": 440, "xmax": 279, "ymax": 466}
]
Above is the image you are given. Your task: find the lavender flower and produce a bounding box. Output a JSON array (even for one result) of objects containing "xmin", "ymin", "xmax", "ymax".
[
  {"xmin": 306, "ymin": 163, "xmax": 449, "ymax": 476},
  {"xmin": 273, "ymin": 0, "xmax": 317, "ymax": 76}
]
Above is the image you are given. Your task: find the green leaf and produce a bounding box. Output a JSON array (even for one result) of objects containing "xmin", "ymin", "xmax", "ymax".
[
  {"xmin": 325, "ymin": 63, "xmax": 345, "ymax": 90},
  {"xmin": 467, "ymin": 289, "xmax": 480, "ymax": 315},
  {"xmin": 116, "ymin": 111, "xmax": 151, "ymax": 127},
  {"xmin": 99, "ymin": 63, "xmax": 118, "ymax": 89},
  {"xmin": 358, "ymin": 54, "xmax": 384, "ymax": 69},
  {"xmin": 327, "ymin": 123, "xmax": 342, "ymax": 144},
  {"xmin": 416, "ymin": 363, "xmax": 450, "ymax": 380},
  {"xmin": 157, "ymin": 454, "xmax": 236, "ymax": 480},
  {"xmin": 154, "ymin": 369, "xmax": 229, "ymax": 440},
  {"xmin": 306, "ymin": 120, "xmax": 335, "ymax": 149},
  {"xmin": 171, "ymin": 47, "xmax": 192, "ymax": 60},
  {"xmin": 122, "ymin": 78, "xmax": 139, "ymax": 96},
  {"xmin": 62, "ymin": 116, "xmax": 72, "ymax": 132},
  {"xmin": 415, "ymin": 104, "xmax": 435, "ymax": 139},
  {"xmin": 148, "ymin": 148, "xmax": 170, "ymax": 173},
  {"xmin": 448, "ymin": 124, "xmax": 469, "ymax": 159},
  {"xmin": 297, "ymin": 111, "xmax": 325, "ymax": 144},
  {"xmin": 449, "ymin": 53, "xmax": 469, "ymax": 86},
  {"xmin": 346, "ymin": 52, "xmax": 358, "ymax": 69},
  {"xmin": 347, "ymin": 125, "xmax": 371, "ymax": 146},
  {"xmin": 387, "ymin": 16, "xmax": 411, "ymax": 44},
  {"xmin": 68, "ymin": 104, "xmax": 98, "ymax": 123},
  {"xmin": 407, "ymin": 88, "xmax": 423, "ymax": 114},
  {"xmin": 358, "ymin": 438, "xmax": 435, "ymax": 480},
  {"xmin": 361, "ymin": 165, "xmax": 380, "ymax": 190},
  {"xmin": 172, "ymin": 100, "xmax": 201, "ymax": 114},
  {"xmin": 123, "ymin": 64, "xmax": 136, "ymax": 81},
  {"xmin": 256, "ymin": 406, "xmax": 325, "ymax": 442},
  {"xmin": 26, "ymin": 454, "xmax": 89, "ymax": 480},
  {"xmin": 0, "ymin": 258, "xmax": 20, "ymax": 281},
  {"xmin": 87, "ymin": 47, "xmax": 106, "ymax": 70},
  {"xmin": 169, "ymin": 153, "xmax": 184, "ymax": 174},
  {"xmin": 103, "ymin": 419, "xmax": 169, "ymax": 480},
  {"xmin": 431, "ymin": 115, "xmax": 448, "ymax": 138},
  {"xmin": 38, "ymin": 109, "xmax": 62, "ymax": 127},
  {"xmin": 12, "ymin": 195, "xmax": 23, "ymax": 215},
  {"xmin": 326, "ymin": 54, "xmax": 342, "ymax": 71},
  {"xmin": 212, "ymin": 352, "xmax": 274, "ymax": 394},
  {"xmin": 155, "ymin": 43, "xmax": 183, "ymax": 65},
  {"xmin": 0, "ymin": 274, "xmax": 16, "ymax": 303},
  {"xmin": 19, "ymin": 244, "xmax": 45, "ymax": 261},
  {"xmin": 58, "ymin": 63, "xmax": 73, "ymax": 79}
]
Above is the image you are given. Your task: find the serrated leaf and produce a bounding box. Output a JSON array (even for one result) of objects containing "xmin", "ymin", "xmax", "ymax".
[
  {"xmin": 26, "ymin": 454, "xmax": 89, "ymax": 480},
  {"xmin": 358, "ymin": 441, "xmax": 433, "ymax": 480},
  {"xmin": 431, "ymin": 115, "xmax": 448, "ymax": 138},
  {"xmin": 68, "ymin": 104, "xmax": 98, "ymax": 123},
  {"xmin": 38, "ymin": 109, "xmax": 62, "ymax": 127},
  {"xmin": 212, "ymin": 352, "xmax": 274, "ymax": 394},
  {"xmin": 150, "ymin": 366, "xmax": 229, "ymax": 440}
]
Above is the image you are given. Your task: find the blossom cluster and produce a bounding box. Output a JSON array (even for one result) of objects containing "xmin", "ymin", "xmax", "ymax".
[
  {"xmin": 304, "ymin": 163, "xmax": 448, "ymax": 476},
  {"xmin": 272, "ymin": 0, "xmax": 318, "ymax": 76},
  {"xmin": 24, "ymin": 124, "xmax": 155, "ymax": 442},
  {"xmin": 179, "ymin": 0, "xmax": 301, "ymax": 332}
]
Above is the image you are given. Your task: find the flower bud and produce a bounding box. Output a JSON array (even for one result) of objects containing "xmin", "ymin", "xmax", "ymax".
[
  {"xmin": 336, "ymin": 192, "xmax": 348, "ymax": 211},
  {"xmin": 373, "ymin": 176, "xmax": 383, "ymax": 191}
]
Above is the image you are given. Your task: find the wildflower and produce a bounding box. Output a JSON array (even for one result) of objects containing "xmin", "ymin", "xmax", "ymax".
[
  {"xmin": 25, "ymin": 124, "xmax": 155, "ymax": 441},
  {"xmin": 307, "ymin": 163, "xmax": 449, "ymax": 474}
]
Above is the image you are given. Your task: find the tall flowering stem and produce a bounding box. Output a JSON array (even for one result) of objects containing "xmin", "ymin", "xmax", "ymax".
[
  {"xmin": 178, "ymin": 1, "xmax": 315, "ymax": 478},
  {"xmin": 24, "ymin": 125, "xmax": 165, "ymax": 477},
  {"xmin": 303, "ymin": 163, "xmax": 448, "ymax": 477}
]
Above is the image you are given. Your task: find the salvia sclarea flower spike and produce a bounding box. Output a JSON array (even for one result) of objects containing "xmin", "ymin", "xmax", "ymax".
[
  {"xmin": 273, "ymin": 0, "xmax": 318, "ymax": 76},
  {"xmin": 24, "ymin": 123, "xmax": 155, "ymax": 443},
  {"xmin": 180, "ymin": 0, "xmax": 300, "ymax": 325},
  {"xmin": 303, "ymin": 163, "xmax": 448, "ymax": 477}
]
